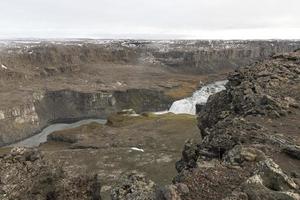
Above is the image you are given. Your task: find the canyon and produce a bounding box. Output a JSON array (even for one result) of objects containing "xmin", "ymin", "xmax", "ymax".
[
  {"xmin": 0, "ymin": 40, "xmax": 300, "ymax": 200},
  {"xmin": 0, "ymin": 39, "xmax": 300, "ymax": 146}
]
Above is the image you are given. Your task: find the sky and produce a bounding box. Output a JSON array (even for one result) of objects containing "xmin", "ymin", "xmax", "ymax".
[{"xmin": 0, "ymin": 0, "xmax": 299, "ymax": 39}]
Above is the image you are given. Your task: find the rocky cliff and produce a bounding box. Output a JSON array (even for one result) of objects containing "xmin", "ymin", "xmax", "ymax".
[
  {"xmin": 1, "ymin": 40, "xmax": 300, "ymax": 75},
  {"xmin": 157, "ymin": 50, "xmax": 300, "ymax": 200},
  {"xmin": 0, "ymin": 89, "xmax": 174, "ymax": 146},
  {"xmin": 108, "ymin": 50, "xmax": 300, "ymax": 200}
]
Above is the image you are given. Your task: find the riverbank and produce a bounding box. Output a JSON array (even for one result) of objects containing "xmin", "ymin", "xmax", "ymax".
[{"xmin": 10, "ymin": 119, "xmax": 107, "ymax": 148}]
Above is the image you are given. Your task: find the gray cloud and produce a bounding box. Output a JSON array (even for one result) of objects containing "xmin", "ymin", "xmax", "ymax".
[{"xmin": 0, "ymin": 0, "xmax": 299, "ymax": 39}]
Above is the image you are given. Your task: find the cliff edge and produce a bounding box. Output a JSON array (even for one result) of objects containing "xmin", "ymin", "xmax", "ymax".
[{"xmin": 163, "ymin": 50, "xmax": 300, "ymax": 200}]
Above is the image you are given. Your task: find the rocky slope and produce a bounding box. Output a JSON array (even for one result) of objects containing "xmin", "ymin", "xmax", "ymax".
[
  {"xmin": 1, "ymin": 39, "xmax": 300, "ymax": 146},
  {"xmin": 0, "ymin": 111, "xmax": 200, "ymax": 199},
  {"xmin": 108, "ymin": 50, "xmax": 300, "ymax": 200},
  {"xmin": 43, "ymin": 112, "xmax": 199, "ymax": 198},
  {"xmin": 156, "ymin": 50, "xmax": 300, "ymax": 200},
  {"xmin": 0, "ymin": 147, "xmax": 101, "ymax": 200}
]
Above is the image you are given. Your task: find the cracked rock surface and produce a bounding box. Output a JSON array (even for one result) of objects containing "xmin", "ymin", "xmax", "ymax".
[{"xmin": 163, "ymin": 50, "xmax": 300, "ymax": 200}]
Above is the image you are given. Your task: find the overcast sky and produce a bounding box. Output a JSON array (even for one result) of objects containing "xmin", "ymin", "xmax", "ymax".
[{"xmin": 0, "ymin": 0, "xmax": 299, "ymax": 39}]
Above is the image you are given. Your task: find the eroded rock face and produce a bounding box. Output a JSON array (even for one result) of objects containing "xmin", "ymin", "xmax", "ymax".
[
  {"xmin": 0, "ymin": 147, "xmax": 101, "ymax": 200},
  {"xmin": 169, "ymin": 50, "xmax": 300, "ymax": 199},
  {"xmin": 107, "ymin": 50, "xmax": 300, "ymax": 200},
  {"xmin": 198, "ymin": 51, "xmax": 300, "ymax": 154},
  {"xmin": 1, "ymin": 40, "xmax": 300, "ymax": 75},
  {"xmin": 0, "ymin": 88, "xmax": 174, "ymax": 146}
]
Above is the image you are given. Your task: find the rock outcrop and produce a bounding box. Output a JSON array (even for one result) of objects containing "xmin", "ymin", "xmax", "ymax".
[
  {"xmin": 0, "ymin": 147, "xmax": 101, "ymax": 200},
  {"xmin": 168, "ymin": 50, "xmax": 300, "ymax": 199}
]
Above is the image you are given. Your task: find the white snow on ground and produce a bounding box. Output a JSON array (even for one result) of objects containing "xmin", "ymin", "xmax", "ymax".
[
  {"xmin": 129, "ymin": 113, "xmax": 140, "ymax": 117},
  {"xmin": 130, "ymin": 147, "xmax": 145, "ymax": 152},
  {"xmin": 152, "ymin": 110, "xmax": 169, "ymax": 115},
  {"xmin": 168, "ymin": 80, "xmax": 228, "ymax": 115},
  {"xmin": 1, "ymin": 64, "xmax": 7, "ymax": 69}
]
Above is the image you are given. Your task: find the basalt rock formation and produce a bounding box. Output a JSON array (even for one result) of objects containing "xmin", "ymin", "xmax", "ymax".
[{"xmin": 164, "ymin": 50, "xmax": 300, "ymax": 199}]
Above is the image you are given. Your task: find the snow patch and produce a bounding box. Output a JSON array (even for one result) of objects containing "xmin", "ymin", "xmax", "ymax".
[
  {"xmin": 0, "ymin": 111, "xmax": 5, "ymax": 120},
  {"xmin": 116, "ymin": 81, "xmax": 122, "ymax": 86},
  {"xmin": 129, "ymin": 113, "xmax": 140, "ymax": 117},
  {"xmin": 130, "ymin": 147, "xmax": 144, "ymax": 152},
  {"xmin": 1, "ymin": 64, "xmax": 7, "ymax": 69},
  {"xmin": 152, "ymin": 110, "xmax": 169, "ymax": 115}
]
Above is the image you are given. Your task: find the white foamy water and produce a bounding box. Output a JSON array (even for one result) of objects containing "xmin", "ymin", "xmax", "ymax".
[{"xmin": 168, "ymin": 80, "xmax": 228, "ymax": 115}]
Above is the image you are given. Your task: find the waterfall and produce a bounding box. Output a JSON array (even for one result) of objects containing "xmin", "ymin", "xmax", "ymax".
[{"xmin": 168, "ymin": 80, "xmax": 228, "ymax": 115}]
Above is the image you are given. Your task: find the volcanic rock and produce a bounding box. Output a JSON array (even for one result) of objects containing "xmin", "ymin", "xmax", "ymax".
[
  {"xmin": 111, "ymin": 171, "xmax": 157, "ymax": 200},
  {"xmin": 0, "ymin": 147, "xmax": 101, "ymax": 200},
  {"xmin": 168, "ymin": 50, "xmax": 300, "ymax": 199}
]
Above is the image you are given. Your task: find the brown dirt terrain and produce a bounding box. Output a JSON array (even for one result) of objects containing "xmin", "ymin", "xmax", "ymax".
[{"xmin": 37, "ymin": 113, "xmax": 199, "ymax": 199}]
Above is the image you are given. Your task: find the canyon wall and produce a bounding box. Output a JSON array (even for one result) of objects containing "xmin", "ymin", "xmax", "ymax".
[
  {"xmin": 1, "ymin": 39, "xmax": 300, "ymax": 146},
  {"xmin": 148, "ymin": 40, "xmax": 300, "ymax": 73},
  {"xmin": 1, "ymin": 40, "xmax": 300, "ymax": 76},
  {"xmin": 0, "ymin": 89, "xmax": 173, "ymax": 146}
]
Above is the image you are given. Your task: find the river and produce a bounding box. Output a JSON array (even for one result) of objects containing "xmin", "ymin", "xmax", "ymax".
[
  {"xmin": 11, "ymin": 80, "xmax": 227, "ymax": 147},
  {"xmin": 11, "ymin": 119, "xmax": 107, "ymax": 147}
]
